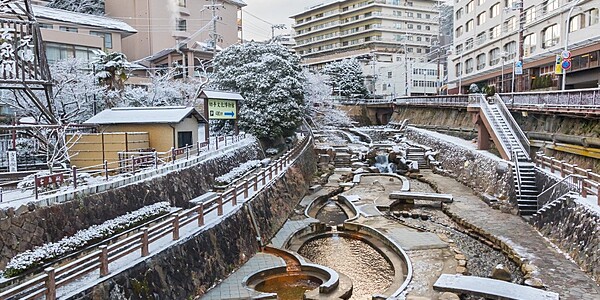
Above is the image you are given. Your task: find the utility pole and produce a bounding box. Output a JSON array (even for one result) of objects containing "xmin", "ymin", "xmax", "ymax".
[
  {"xmin": 205, "ymin": 0, "xmax": 223, "ymax": 60},
  {"xmin": 517, "ymin": 0, "xmax": 524, "ymax": 92},
  {"xmin": 271, "ymin": 24, "xmax": 286, "ymax": 42}
]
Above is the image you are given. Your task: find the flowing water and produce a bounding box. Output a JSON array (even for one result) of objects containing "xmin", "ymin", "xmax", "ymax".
[
  {"xmin": 298, "ymin": 235, "xmax": 395, "ymax": 300},
  {"xmin": 374, "ymin": 153, "xmax": 395, "ymax": 173}
]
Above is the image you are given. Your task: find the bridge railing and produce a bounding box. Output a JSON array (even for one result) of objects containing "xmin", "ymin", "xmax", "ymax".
[
  {"xmin": 394, "ymin": 95, "xmax": 470, "ymax": 106},
  {"xmin": 500, "ymin": 88, "xmax": 600, "ymax": 107},
  {"xmin": 0, "ymin": 132, "xmax": 313, "ymax": 300}
]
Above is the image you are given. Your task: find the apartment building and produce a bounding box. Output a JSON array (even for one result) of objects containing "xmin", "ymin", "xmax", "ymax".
[
  {"xmin": 31, "ymin": 5, "xmax": 136, "ymax": 64},
  {"xmin": 448, "ymin": 0, "xmax": 600, "ymax": 94},
  {"xmin": 104, "ymin": 0, "xmax": 246, "ymax": 77},
  {"xmin": 291, "ymin": 0, "xmax": 443, "ymax": 96}
]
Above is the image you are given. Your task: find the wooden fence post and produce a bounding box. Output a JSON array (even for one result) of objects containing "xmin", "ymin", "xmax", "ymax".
[
  {"xmin": 45, "ymin": 267, "xmax": 56, "ymax": 300},
  {"xmin": 217, "ymin": 194, "xmax": 223, "ymax": 216},
  {"xmin": 232, "ymin": 188, "xmax": 237, "ymax": 207},
  {"xmin": 244, "ymin": 180, "xmax": 249, "ymax": 198},
  {"xmin": 72, "ymin": 166, "xmax": 77, "ymax": 189},
  {"xmin": 104, "ymin": 160, "xmax": 109, "ymax": 180},
  {"xmin": 216, "ymin": 136, "xmax": 219, "ymax": 150},
  {"xmin": 253, "ymin": 176, "xmax": 258, "ymax": 191},
  {"xmin": 99, "ymin": 245, "xmax": 109, "ymax": 276},
  {"xmin": 186, "ymin": 144, "xmax": 190, "ymax": 160},
  {"xmin": 196, "ymin": 141, "xmax": 200, "ymax": 155},
  {"xmin": 269, "ymin": 165, "xmax": 273, "ymax": 180},
  {"xmin": 131, "ymin": 156, "xmax": 136, "ymax": 174},
  {"xmin": 34, "ymin": 174, "xmax": 39, "ymax": 200},
  {"xmin": 261, "ymin": 169, "xmax": 266, "ymax": 185},
  {"xmin": 153, "ymin": 151, "xmax": 158, "ymax": 169},
  {"xmin": 197, "ymin": 205, "xmax": 204, "ymax": 226},
  {"xmin": 141, "ymin": 228, "xmax": 149, "ymax": 257},
  {"xmin": 173, "ymin": 214, "xmax": 180, "ymax": 241},
  {"xmin": 170, "ymin": 147, "xmax": 175, "ymax": 163}
]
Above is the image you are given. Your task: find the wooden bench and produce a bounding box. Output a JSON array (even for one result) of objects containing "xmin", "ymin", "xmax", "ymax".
[
  {"xmin": 434, "ymin": 274, "xmax": 559, "ymax": 300},
  {"xmin": 389, "ymin": 192, "xmax": 453, "ymax": 203}
]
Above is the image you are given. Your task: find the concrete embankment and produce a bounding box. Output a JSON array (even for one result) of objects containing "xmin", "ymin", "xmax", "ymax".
[
  {"xmin": 0, "ymin": 140, "xmax": 264, "ymax": 269},
  {"xmin": 69, "ymin": 139, "xmax": 317, "ymax": 299}
]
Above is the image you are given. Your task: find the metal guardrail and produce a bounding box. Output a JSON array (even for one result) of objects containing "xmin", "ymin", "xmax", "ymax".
[
  {"xmin": 0, "ymin": 132, "xmax": 313, "ymax": 300},
  {"xmin": 495, "ymin": 94, "xmax": 531, "ymax": 159},
  {"xmin": 500, "ymin": 88, "xmax": 600, "ymax": 107},
  {"xmin": 537, "ymin": 174, "xmax": 584, "ymax": 210},
  {"xmin": 394, "ymin": 95, "xmax": 470, "ymax": 106}
]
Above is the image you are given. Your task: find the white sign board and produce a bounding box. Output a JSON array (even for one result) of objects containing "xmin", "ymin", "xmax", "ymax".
[
  {"xmin": 515, "ymin": 61, "xmax": 523, "ymax": 75},
  {"xmin": 7, "ymin": 151, "xmax": 17, "ymax": 172}
]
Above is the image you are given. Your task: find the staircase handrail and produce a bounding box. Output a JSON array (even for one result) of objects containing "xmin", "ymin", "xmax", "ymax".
[
  {"xmin": 476, "ymin": 94, "xmax": 513, "ymax": 160},
  {"xmin": 512, "ymin": 149, "xmax": 523, "ymax": 200},
  {"xmin": 495, "ymin": 94, "xmax": 531, "ymax": 159},
  {"xmin": 537, "ymin": 174, "xmax": 585, "ymax": 210}
]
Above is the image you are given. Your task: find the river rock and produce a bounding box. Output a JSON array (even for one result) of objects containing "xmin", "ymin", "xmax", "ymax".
[
  {"xmin": 525, "ymin": 277, "xmax": 545, "ymax": 288},
  {"xmin": 490, "ymin": 264, "xmax": 512, "ymax": 282},
  {"xmin": 439, "ymin": 292, "xmax": 460, "ymax": 300}
]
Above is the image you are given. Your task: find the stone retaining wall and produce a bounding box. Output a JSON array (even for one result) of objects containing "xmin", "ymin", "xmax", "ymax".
[
  {"xmin": 69, "ymin": 139, "xmax": 317, "ymax": 299},
  {"xmin": 531, "ymin": 193, "xmax": 600, "ymax": 284},
  {"xmin": 0, "ymin": 141, "xmax": 264, "ymax": 269},
  {"xmin": 405, "ymin": 128, "xmax": 514, "ymax": 208}
]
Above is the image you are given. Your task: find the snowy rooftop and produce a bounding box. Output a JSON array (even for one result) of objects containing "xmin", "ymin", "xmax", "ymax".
[
  {"xmin": 225, "ymin": 0, "xmax": 247, "ymax": 7},
  {"xmin": 84, "ymin": 106, "xmax": 206, "ymax": 125},
  {"xmin": 199, "ymin": 90, "xmax": 244, "ymax": 101},
  {"xmin": 32, "ymin": 5, "xmax": 137, "ymax": 34}
]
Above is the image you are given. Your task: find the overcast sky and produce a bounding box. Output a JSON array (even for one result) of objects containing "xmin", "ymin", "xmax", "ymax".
[{"xmin": 242, "ymin": 0, "xmax": 325, "ymax": 41}]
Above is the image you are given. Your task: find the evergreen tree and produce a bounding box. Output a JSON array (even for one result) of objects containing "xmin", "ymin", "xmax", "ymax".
[
  {"xmin": 92, "ymin": 50, "xmax": 128, "ymax": 108},
  {"xmin": 47, "ymin": 0, "xmax": 105, "ymax": 15},
  {"xmin": 323, "ymin": 58, "xmax": 368, "ymax": 97},
  {"xmin": 212, "ymin": 42, "xmax": 305, "ymax": 141}
]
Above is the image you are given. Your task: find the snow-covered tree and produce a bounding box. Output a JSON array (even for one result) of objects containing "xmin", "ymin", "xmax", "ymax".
[
  {"xmin": 92, "ymin": 50, "xmax": 128, "ymax": 108},
  {"xmin": 303, "ymin": 70, "xmax": 352, "ymax": 129},
  {"xmin": 47, "ymin": 0, "xmax": 104, "ymax": 15},
  {"xmin": 212, "ymin": 42, "xmax": 305, "ymax": 140},
  {"xmin": 323, "ymin": 58, "xmax": 368, "ymax": 97}
]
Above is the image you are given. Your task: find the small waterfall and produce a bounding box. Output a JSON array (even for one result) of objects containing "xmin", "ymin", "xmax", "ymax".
[{"xmin": 374, "ymin": 153, "xmax": 395, "ymax": 173}]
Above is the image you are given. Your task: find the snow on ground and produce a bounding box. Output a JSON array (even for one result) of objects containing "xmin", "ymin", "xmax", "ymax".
[{"xmin": 575, "ymin": 195, "xmax": 600, "ymax": 216}]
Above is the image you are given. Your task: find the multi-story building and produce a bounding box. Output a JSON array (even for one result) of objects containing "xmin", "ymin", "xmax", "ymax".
[
  {"xmin": 291, "ymin": 0, "xmax": 443, "ymax": 96},
  {"xmin": 104, "ymin": 0, "xmax": 246, "ymax": 77},
  {"xmin": 448, "ymin": 0, "xmax": 600, "ymax": 94}
]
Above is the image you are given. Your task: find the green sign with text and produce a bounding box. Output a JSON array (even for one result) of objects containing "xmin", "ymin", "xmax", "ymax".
[{"xmin": 208, "ymin": 99, "xmax": 237, "ymax": 120}]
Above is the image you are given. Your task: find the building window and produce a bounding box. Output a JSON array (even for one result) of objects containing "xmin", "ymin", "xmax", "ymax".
[
  {"xmin": 489, "ymin": 48, "xmax": 500, "ymax": 65},
  {"xmin": 465, "ymin": 38, "xmax": 474, "ymax": 50},
  {"xmin": 455, "ymin": 62, "xmax": 462, "ymax": 77},
  {"xmin": 542, "ymin": 24, "xmax": 559, "ymax": 48},
  {"xmin": 476, "ymin": 53, "xmax": 486, "ymax": 70},
  {"xmin": 465, "ymin": 58, "xmax": 474, "ymax": 74},
  {"xmin": 466, "ymin": 1, "xmax": 474, "ymax": 14},
  {"xmin": 39, "ymin": 23, "xmax": 53, "ymax": 29},
  {"xmin": 176, "ymin": 19, "xmax": 187, "ymax": 31},
  {"xmin": 388, "ymin": 71, "xmax": 393, "ymax": 78},
  {"xmin": 177, "ymin": 131, "xmax": 193, "ymax": 148},
  {"xmin": 490, "ymin": 3, "xmax": 500, "ymax": 18},
  {"xmin": 90, "ymin": 31, "xmax": 113, "ymax": 49},
  {"xmin": 524, "ymin": 33, "xmax": 537, "ymax": 56},
  {"xmin": 476, "ymin": 32, "xmax": 487, "ymax": 45},
  {"xmin": 456, "ymin": 8, "xmax": 463, "ymax": 20},
  {"xmin": 466, "ymin": 19, "xmax": 474, "ymax": 32},
  {"xmin": 503, "ymin": 41, "xmax": 517, "ymax": 60},
  {"xmin": 505, "ymin": 16, "xmax": 517, "ymax": 32},
  {"xmin": 588, "ymin": 8, "xmax": 599, "ymax": 26},
  {"xmin": 543, "ymin": 0, "xmax": 559, "ymax": 14},
  {"xmin": 59, "ymin": 26, "xmax": 78, "ymax": 33},
  {"xmin": 455, "ymin": 26, "xmax": 463, "ymax": 37},
  {"xmin": 569, "ymin": 14, "xmax": 584, "ymax": 32},
  {"xmin": 45, "ymin": 42, "xmax": 98, "ymax": 64},
  {"xmin": 178, "ymin": 0, "xmax": 186, "ymax": 7},
  {"xmin": 524, "ymin": 6, "xmax": 535, "ymax": 24},
  {"xmin": 490, "ymin": 25, "xmax": 501, "ymax": 39},
  {"xmin": 477, "ymin": 12, "xmax": 486, "ymax": 25}
]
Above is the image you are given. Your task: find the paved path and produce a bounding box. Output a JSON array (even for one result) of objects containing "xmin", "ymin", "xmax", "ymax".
[
  {"xmin": 201, "ymin": 253, "xmax": 285, "ymax": 300},
  {"xmin": 423, "ymin": 170, "xmax": 600, "ymax": 300}
]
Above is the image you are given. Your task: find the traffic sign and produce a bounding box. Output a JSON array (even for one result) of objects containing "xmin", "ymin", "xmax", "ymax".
[
  {"xmin": 561, "ymin": 50, "xmax": 572, "ymax": 60},
  {"xmin": 562, "ymin": 60, "xmax": 572, "ymax": 70},
  {"xmin": 515, "ymin": 60, "xmax": 523, "ymax": 75},
  {"xmin": 555, "ymin": 55, "xmax": 563, "ymax": 74},
  {"xmin": 224, "ymin": 111, "xmax": 235, "ymax": 117}
]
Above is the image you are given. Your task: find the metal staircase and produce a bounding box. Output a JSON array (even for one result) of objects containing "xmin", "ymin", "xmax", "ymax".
[{"xmin": 473, "ymin": 94, "xmax": 537, "ymax": 215}]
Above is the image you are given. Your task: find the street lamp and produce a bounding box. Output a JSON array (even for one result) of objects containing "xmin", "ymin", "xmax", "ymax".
[{"xmin": 562, "ymin": 0, "xmax": 583, "ymax": 91}]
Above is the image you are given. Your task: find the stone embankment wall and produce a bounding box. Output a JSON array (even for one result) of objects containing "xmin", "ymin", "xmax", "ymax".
[
  {"xmin": 405, "ymin": 128, "xmax": 515, "ymax": 209},
  {"xmin": 70, "ymin": 140, "xmax": 317, "ymax": 300},
  {"xmin": 530, "ymin": 196, "xmax": 600, "ymax": 284},
  {"xmin": 0, "ymin": 141, "xmax": 264, "ymax": 269}
]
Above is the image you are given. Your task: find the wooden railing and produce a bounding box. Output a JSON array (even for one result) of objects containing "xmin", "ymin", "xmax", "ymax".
[
  {"xmin": 0, "ymin": 132, "xmax": 312, "ymax": 300},
  {"xmin": 535, "ymin": 152, "xmax": 599, "ymax": 203},
  {"xmin": 1, "ymin": 134, "xmax": 246, "ymax": 204}
]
